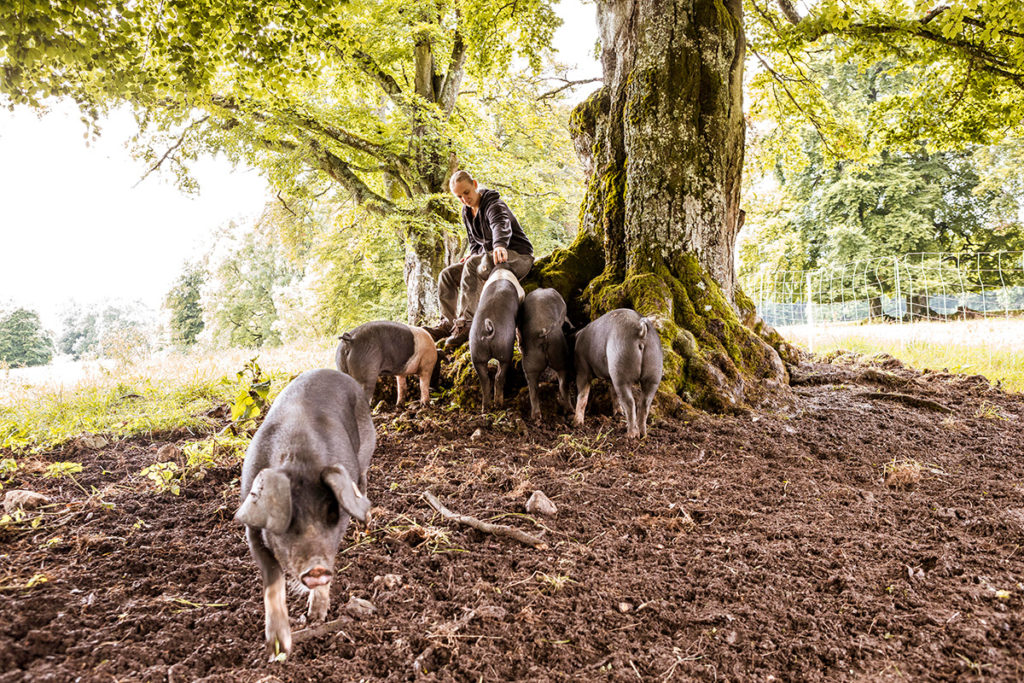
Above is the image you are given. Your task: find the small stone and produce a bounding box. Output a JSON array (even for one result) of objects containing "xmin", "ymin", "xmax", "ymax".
[
  {"xmin": 525, "ymin": 490, "xmax": 557, "ymax": 517},
  {"xmin": 617, "ymin": 601, "xmax": 633, "ymax": 613},
  {"xmin": 79, "ymin": 434, "xmax": 108, "ymax": 450},
  {"xmin": 470, "ymin": 428, "xmax": 484, "ymax": 441},
  {"xmin": 473, "ymin": 605, "xmax": 507, "ymax": 620},
  {"xmin": 374, "ymin": 574, "xmax": 403, "ymax": 589},
  {"xmin": 4, "ymin": 490, "xmax": 49, "ymax": 513},
  {"xmin": 156, "ymin": 444, "xmax": 181, "ymax": 461},
  {"xmin": 344, "ymin": 596, "xmax": 376, "ymax": 619}
]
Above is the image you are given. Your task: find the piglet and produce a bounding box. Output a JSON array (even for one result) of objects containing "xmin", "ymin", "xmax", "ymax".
[
  {"xmin": 470, "ymin": 268, "xmax": 524, "ymax": 412},
  {"xmin": 335, "ymin": 321, "xmax": 438, "ymax": 406},
  {"xmin": 519, "ymin": 288, "xmax": 573, "ymax": 420},
  {"xmin": 573, "ymin": 308, "xmax": 663, "ymax": 438},
  {"xmin": 235, "ymin": 369, "xmax": 374, "ymax": 660}
]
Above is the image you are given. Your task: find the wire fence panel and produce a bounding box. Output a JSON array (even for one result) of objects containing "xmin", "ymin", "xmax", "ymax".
[{"xmin": 744, "ymin": 252, "xmax": 1024, "ymax": 327}]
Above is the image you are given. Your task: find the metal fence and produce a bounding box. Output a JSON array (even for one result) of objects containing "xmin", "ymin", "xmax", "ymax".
[{"xmin": 744, "ymin": 252, "xmax": 1024, "ymax": 327}]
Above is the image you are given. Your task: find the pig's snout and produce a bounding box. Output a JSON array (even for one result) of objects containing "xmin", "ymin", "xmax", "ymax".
[{"xmin": 301, "ymin": 566, "xmax": 332, "ymax": 589}]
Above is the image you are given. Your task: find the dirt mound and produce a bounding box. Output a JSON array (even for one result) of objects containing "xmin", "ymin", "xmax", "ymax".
[{"xmin": 1, "ymin": 362, "xmax": 1022, "ymax": 681}]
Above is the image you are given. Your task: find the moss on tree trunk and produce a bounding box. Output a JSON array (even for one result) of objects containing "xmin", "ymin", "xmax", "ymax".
[{"xmin": 529, "ymin": 0, "xmax": 794, "ymax": 412}]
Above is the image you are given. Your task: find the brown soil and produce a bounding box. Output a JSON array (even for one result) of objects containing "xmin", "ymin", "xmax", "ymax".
[{"xmin": 2, "ymin": 353, "xmax": 1023, "ymax": 682}]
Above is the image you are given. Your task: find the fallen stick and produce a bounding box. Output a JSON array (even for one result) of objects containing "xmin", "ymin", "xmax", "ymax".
[
  {"xmin": 856, "ymin": 391, "xmax": 952, "ymax": 414},
  {"xmin": 292, "ymin": 617, "xmax": 352, "ymax": 644},
  {"xmin": 422, "ymin": 491, "xmax": 548, "ymax": 549}
]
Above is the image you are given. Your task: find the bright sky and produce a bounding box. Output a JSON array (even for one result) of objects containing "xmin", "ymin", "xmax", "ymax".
[{"xmin": 0, "ymin": 1, "xmax": 601, "ymax": 333}]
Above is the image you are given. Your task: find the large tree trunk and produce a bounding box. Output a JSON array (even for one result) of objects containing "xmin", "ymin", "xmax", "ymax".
[
  {"xmin": 530, "ymin": 0, "xmax": 793, "ymax": 410},
  {"xmin": 401, "ymin": 42, "xmax": 464, "ymax": 325}
]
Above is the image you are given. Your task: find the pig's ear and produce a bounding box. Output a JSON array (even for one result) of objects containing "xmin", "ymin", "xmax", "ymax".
[
  {"xmin": 235, "ymin": 469, "xmax": 292, "ymax": 534},
  {"xmin": 323, "ymin": 466, "xmax": 371, "ymax": 522}
]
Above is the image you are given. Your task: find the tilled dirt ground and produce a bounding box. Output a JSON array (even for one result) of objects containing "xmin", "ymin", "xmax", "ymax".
[{"xmin": 1, "ymin": 353, "xmax": 1023, "ymax": 682}]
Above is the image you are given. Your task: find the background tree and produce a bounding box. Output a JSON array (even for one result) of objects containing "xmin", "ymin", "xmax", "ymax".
[
  {"xmin": 738, "ymin": 31, "xmax": 1024, "ymax": 280},
  {"xmin": 164, "ymin": 262, "xmax": 206, "ymax": 348},
  {"xmin": 0, "ymin": 0, "xmax": 571, "ymax": 323},
  {"xmin": 0, "ymin": 308, "xmax": 54, "ymax": 368},
  {"xmin": 201, "ymin": 219, "xmax": 301, "ymax": 348},
  {"xmin": 58, "ymin": 302, "xmax": 157, "ymax": 361}
]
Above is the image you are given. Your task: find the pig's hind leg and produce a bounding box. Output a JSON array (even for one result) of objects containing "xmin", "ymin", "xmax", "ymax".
[
  {"xmin": 474, "ymin": 361, "xmax": 493, "ymax": 413},
  {"xmin": 611, "ymin": 375, "xmax": 639, "ymax": 438},
  {"xmin": 493, "ymin": 360, "xmax": 508, "ymax": 407},
  {"xmin": 395, "ymin": 375, "xmax": 406, "ymax": 406},
  {"xmin": 556, "ymin": 369, "xmax": 573, "ymax": 413},
  {"xmin": 525, "ymin": 369, "xmax": 542, "ymax": 420},
  {"xmin": 416, "ymin": 369, "xmax": 432, "ymax": 405},
  {"xmin": 573, "ymin": 361, "xmax": 593, "ymax": 427},
  {"xmin": 637, "ymin": 376, "xmax": 658, "ymax": 438}
]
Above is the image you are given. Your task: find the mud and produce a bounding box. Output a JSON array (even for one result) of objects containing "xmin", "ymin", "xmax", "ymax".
[{"xmin": 1, "ymin": 353, "xmax": 1022, "ymax": 681}]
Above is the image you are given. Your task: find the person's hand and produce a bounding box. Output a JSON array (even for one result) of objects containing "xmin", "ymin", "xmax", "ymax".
[{"xmin": 493, "ymin": 246, "xmax": 508, "ymax": 264}]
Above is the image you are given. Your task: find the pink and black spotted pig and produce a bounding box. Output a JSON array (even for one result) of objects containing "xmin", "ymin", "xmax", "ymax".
[{"xmin": 335, "ymin": 321, "xmax": 438, "ymax": 406}]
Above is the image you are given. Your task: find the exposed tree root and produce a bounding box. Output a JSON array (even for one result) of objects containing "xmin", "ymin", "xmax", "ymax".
[{"xmin": 422, "ymin": 491, "xmax": 548, "ymax": 549}]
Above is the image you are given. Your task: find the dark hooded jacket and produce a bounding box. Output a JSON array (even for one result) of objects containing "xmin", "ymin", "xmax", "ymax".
[{"xmin": 462, "ymin": 188, "xmax": 533, "ymax": 257}]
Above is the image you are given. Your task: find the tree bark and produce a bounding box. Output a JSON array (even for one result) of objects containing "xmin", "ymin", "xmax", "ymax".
[{"xmin": 530, "ymin": 0, "xmax": 793, "ymax": 411}]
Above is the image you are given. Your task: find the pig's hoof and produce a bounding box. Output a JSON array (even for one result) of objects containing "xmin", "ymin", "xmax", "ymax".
[
  {"xmin": 266, "ymin": 634, "xmax": 292, "ymax": 663},
  {"xmin": 265, "ymin": 619, "xmax": 292, "ymax": 662}
]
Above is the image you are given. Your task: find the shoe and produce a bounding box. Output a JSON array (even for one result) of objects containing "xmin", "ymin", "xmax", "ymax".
[
  {"xmin": 424, "ymin": 319, "xmax": 453, "ymax": 341},
  {"xmin": 443, "ymin": 319, "xmax": 470, "ymax": 349}
]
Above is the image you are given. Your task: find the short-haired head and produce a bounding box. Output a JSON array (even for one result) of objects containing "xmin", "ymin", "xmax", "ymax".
[{"xmin": 448, "ymin": 170, "xmax": 475, "ymax": 192}]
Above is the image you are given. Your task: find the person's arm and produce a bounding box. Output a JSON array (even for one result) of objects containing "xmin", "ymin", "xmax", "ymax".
[{"xmin": 485, "ymin": 201, "xmax": 514, "ymax": 263}]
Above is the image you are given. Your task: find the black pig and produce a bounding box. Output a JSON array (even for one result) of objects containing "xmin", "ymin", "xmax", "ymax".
[
  {"xmin": 519, "ymin": 288, "xmax": 573, "ymax": 419},
  {"xmin": 336, "ymin": 321, "xmax": 438, "ymax": 406},
  {"xmin": 235, "ymin": 369, "xmax": 374, "ymax": 660},
  {"xmin": 573, "ymin": 309, "xmax": 663, "ymax": 438},
  {"xmin": 469, "ymin": 269, "xmax": 524, "ymax": 412}
]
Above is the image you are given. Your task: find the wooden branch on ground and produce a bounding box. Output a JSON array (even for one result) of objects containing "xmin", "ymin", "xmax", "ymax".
[
  {"xmin": 292, "ymin": 617, "xmax": 352, "ymax": 644},
  {"xmin": 856, "ymin": 392, "xmax": 952, "ymax": 414},
  {"xmin": 422, "ymin": 491, "xmax": 548, "ymax": 549}
]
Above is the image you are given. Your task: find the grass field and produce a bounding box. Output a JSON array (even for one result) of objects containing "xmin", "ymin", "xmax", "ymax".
[
  {"xmin": 0, "ymin": 338, "xmax": 337, "ymax": 452},
  {"xmin": 780, "ymin": 318, "xmax": 1024, "ymax": 392}
]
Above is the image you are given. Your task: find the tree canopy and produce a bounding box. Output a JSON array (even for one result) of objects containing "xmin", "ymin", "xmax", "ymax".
[
  {"xmin": 747, "ymin": 0, "xmax": 1024, "ymax": 167},
  {"xmin": 1, "ymin": 0, "xmax": 579, "ymax": 322}
]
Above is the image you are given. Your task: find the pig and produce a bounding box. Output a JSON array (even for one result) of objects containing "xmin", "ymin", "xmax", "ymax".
[
  {"xmin": 469, "ymin": 268, "xmax": 524, "ymax": 412},
  {"xmin": 335, "ymin": 321, "xmax": 438, "ymax": 406},
  {"xmin": 573, "ymin": 308, "xmax": 663, "ymax": 438},
  {"xmin": 235, "ymin": 369, "xmax": 374, "ymax": 660},
  {"xmin": 519, "ymin": 288, "xmax": 573, "ymax": 420}
]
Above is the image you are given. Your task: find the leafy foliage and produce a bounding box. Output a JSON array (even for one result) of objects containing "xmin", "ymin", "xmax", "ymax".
[
  {"xmin": 164, "ymin": 261, "xmax": 205, "ymax": 348},
  {"xmin": 201, "ymin": 220, "xmax": 302, "ymax": 348},
  {"xmin": 0, "ymin": 0, "xmax": 573, "ymax": 320},
  {"xmin": 225, "ymin": 357, "xmax": 271, "ymax": 425},
  {"xmin": 0, "ymin": 308, "xmax": 54, "ymax": 368},
  {"xmin": 746, "ymin": 0, "xmax": 1024, "ymax": 165},
  {"xmin": 741, "ymin": 28, "xmax": 1024, "ymax": 278}
]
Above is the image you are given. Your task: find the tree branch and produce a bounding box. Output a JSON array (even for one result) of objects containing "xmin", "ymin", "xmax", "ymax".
[
  {"xmin": 422, "ymin": 491, "xmax": 548, "ymax": 549},
  {"xmin": 538, "ymin": 77, "xmax": 603, "ymax": 101},
  {"xmin": 132, "ymin": 116, "xmax": 209, "ymax": 188},
  {"xmin": 774, "ymin": 0, "xmax": 802, "ymax": 26},
  {"xmin": 438, "ymin": 30, "xmax": 468, "ymax": 118}
]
